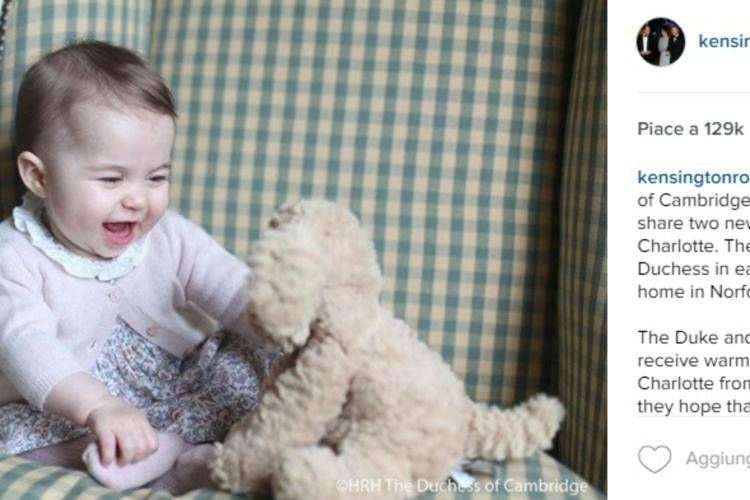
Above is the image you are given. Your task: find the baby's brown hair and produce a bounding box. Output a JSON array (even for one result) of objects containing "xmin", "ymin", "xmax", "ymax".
[{"xmin": 14, "ymin": 40, "xmax": 177, "ymax": 155}]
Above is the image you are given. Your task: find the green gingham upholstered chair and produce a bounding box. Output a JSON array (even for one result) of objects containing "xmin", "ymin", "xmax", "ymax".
[{"xmin": 0, "ymin": 1, "xmax": 606, "ymax": 498}]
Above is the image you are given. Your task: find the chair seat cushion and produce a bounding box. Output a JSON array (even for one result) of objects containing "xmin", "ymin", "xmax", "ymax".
[{"xmin": 0, "ymin": 452, "xmax": 601, "ymax": 499}]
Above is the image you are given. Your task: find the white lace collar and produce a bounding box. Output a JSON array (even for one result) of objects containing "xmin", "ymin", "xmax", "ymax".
[{"xmin": 12, "ymin": 193, "xmax": 149, "ymax": 281}]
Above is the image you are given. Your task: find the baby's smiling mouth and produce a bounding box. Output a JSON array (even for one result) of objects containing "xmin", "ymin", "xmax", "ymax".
[
  {"xmin": 102, "ymin": 222, "xmax": 137, "ymax": 246},
  {"xmin": 103, "ymin": 221, "xmax": 135, "ymax": 232}
]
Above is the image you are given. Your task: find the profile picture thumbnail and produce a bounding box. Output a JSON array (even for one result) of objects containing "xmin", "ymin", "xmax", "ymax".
[{"xmin": 636, "ymin": 18, "xmax": 685, "ymax": 67}]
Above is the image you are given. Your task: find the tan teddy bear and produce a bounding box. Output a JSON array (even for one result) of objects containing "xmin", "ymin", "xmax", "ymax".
[{"xmin": 211, "ymin": 199, "xmax": 564, "ymax": 500}]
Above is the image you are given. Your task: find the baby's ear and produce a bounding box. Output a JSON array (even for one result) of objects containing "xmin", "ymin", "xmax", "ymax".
[
  {"xmin": 246, "ymin": 226, "xmax": 325, "ymax": 350},
  {"xmin": 16, "ymin": 151, "xmax": 49, "ymax": 198}
]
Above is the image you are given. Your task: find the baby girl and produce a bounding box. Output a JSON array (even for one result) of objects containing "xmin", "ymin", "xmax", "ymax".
[{"xmin": 0, "ymin": 41, "xmax": 267, "ymax": 492}]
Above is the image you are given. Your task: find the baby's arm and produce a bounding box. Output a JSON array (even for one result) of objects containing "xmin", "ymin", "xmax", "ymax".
[
  {"xmin": 43, "ymin": 373, "xmax": 111, "ymax": 426},
  {"xmin": 0, "ymin": 247, "xmax": 85, "ymax": 408},
  {"xmin": 0, "ymin": 247, "xmax": 155, "ymax": 465},
  {"xmin": 46, "ymin": 375, "xmax": 192, "ymax": 491},
  {"xmin": 166, "ymin": 213, "xmax": 253, "ymax": 336},
  {"xmin": 44, "ymin": 373, "xmax": 158, "ymax": 465}
]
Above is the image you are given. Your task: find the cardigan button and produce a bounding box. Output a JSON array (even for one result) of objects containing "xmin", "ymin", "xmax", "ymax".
[{"xmin": 146, "ymin": 325, "xmax": 160, "ymax": 336}]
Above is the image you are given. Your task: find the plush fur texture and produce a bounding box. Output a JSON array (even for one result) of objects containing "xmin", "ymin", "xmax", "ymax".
[{"xmin": 211, "ymin": 200, "xmax": 564, "ymax": 500}]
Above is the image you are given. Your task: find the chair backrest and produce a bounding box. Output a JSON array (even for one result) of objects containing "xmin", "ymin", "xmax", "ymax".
[
  {"xmin": 558, "ymin": 0, "xmax": 607, "ymax": 490},
  {"xmin": 149, "ymin": 1, "xmax": 580, "ymax": 408}
]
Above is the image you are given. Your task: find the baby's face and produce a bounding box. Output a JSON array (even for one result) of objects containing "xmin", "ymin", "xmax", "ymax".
[{"xmin": 41, "ymin": 101, "xmax": 174, "ymax": 260}]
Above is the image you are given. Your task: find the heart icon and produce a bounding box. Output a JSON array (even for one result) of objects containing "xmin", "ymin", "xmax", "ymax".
[{"xmin": 638, "ymin": 445, "xmax": 671, "ymax": 473}]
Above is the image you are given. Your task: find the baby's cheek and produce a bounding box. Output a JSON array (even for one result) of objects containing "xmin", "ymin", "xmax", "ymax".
[
  {"xmin": 70, "ymin": 198, "xmax": 110, "ymax": 231},
  {"xmin": 52, "ymin": 198, "xmax": 91, "ymax": 228},
  {"xmin": 69, "ymin": 211, "xmax": 100, "ymax": 235},
  {"xmin": 150, "ymin": 190, "xmax": 170, "ymax": 219}
]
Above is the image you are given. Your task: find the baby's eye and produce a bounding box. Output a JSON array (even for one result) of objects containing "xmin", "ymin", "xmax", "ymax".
[
  {"xmin": 149, "ymin": 175, "xmax": 169, "ymax": 183},
  {"xmin": 99, "ymin": 177, "xmax": 121, "ymax": 184}
]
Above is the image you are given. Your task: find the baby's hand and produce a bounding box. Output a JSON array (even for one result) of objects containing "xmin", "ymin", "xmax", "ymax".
[{"xmin": 85, "ymin": 397, "xmax": 159, "ymax": 466}]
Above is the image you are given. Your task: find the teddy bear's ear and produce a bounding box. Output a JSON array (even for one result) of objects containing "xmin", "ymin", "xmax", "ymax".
[{"xmin": 246, "ymin": 226, "xmax": 325, "ymax": 351}]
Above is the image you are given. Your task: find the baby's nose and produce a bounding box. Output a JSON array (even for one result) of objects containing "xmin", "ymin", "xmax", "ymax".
[{"xmin": 122, "ymin": 191, "xmax": 147, "ymax": 210}]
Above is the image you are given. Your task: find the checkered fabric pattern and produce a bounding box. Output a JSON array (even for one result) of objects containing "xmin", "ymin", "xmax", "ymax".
[
  {"xmin": 151, "ymin": 0, "xmax": 576, "ymax": 406},
  {"xmin": 0, "ymin": 453, "xmax": 602, "ymax": 500},
  {"xmin": 557, "ymin": 0, "xmax": 607, "ymax": 492},
  {"xmin": 0, "ymin": 0, "xmax": 608, "ymax": 497}
]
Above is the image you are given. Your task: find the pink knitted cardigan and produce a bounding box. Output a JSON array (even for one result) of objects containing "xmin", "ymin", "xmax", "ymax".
[{"xmin": 0, "ymin": 207, "xmax": 252, "ymax": 409}]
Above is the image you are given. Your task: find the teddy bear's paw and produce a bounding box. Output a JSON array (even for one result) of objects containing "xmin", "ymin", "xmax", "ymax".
[{"xmin": 273, "ymin": 446, "xmax": 344, "ymax": 500}]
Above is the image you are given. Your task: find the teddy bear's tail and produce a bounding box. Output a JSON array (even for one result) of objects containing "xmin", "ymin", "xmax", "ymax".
[{"xmin": 464, "ymin": 394, "xmax": 565, "ymax": 461}]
